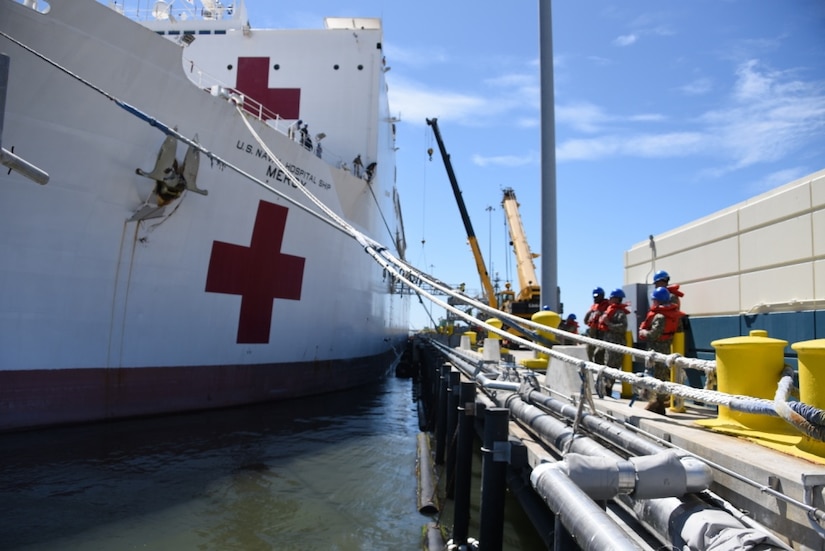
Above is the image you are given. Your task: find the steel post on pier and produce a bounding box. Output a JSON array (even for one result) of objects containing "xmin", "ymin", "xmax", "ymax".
[
  {"xmin": 435, "ymin": 363, "xmax": 450, "ymax": 465},
  {"xmin": 444, "ymin": 370, "xmax": 461, "ymax": 498},
  {"xmin": 451, "ymin": 381, "xmax": 477, "ymax": 546},
  {"xmin": 479, "ymin": 407, "xmax": 509, "ymax": 551}
]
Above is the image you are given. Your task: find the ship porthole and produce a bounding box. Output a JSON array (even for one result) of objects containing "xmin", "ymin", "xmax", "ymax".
[
  {"xmin": 273, "ymin": 64, "xmax": 280, "ymax": 70},
  {"xmin": 357, "ymin": 64, "xmax": 363, "ymax": 70},
  {"xmin": 334, "ymin": 64, "xmax": 340, "ymax": 70},
  {"xmin": 227, "ymin": 64, "xmax": 233, "ymax": 71}
]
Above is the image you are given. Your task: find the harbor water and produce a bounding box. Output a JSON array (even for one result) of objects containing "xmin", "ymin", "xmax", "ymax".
[{"xmin": 0, "ymin": 372, "xmax": 542, "ymax": 550}]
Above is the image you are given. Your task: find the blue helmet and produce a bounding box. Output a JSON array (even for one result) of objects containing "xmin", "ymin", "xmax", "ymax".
[
  {"xmin": 653, "ymin": 270, "xmax": 670, "ymax": 283},
  {"xmin": 592, "ymin": 287, "xmax": 605, "ymax": 298},
  {"xmin": 651, "ymin": 287, "xmax": 671, "ymax": 303},
  {"xmin": 567, "ymin": 313, "xmax": 576, "ymax": 320},
  {"xmin": 609, "ymin": 288, "xmax": 625, "ymax": 299},
  {"xmin": 542, "ymin": 305, "xmax": 550, "ymax": 311}
]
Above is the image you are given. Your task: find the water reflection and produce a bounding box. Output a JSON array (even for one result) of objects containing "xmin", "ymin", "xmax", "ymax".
[{"xmin": 0, "ymin": 377, "xmax": 423, "ymax": 550}]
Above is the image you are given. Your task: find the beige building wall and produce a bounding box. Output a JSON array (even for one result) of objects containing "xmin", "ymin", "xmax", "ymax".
[{"xmin": 625, "ymin": 168, "xmax": 825, "ymax": 317}]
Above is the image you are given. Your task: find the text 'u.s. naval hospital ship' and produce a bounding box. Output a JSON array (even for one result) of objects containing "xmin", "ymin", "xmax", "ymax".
[{"xmin": 0, "ymin": 0, "xmax": 411, "ymax": 431}]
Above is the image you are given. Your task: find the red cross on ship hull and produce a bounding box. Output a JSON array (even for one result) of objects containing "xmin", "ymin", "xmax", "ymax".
[
  {"xmin": 205, "ymin": 200, "xmax": 305, "ymax": 344},
  {"xmin": 235, "ymin": 57, "xmax": 300, "ymax": 120}
]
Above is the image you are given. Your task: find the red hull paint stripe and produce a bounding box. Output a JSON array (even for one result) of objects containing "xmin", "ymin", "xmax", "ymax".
[{"xmin": 0, "ymin": 351, "xmax": 395, "ymax": 432}]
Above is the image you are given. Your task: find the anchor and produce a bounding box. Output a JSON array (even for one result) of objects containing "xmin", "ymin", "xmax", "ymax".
[{"xmin": 136, "ymin": 132, "xmax": 207, "ymax": 206}]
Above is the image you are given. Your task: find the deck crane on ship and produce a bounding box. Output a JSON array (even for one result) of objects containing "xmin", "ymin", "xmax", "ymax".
[
  {"xmin": 425, "ymin": 118, "xmax": 498, "ymax": 311},
  {"xmin": 501, "ymin": 187, "xmax": 542, "ymax": 319}
]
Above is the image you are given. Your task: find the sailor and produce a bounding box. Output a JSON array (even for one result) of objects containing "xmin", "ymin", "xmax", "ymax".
[
  {"xmin": 638, "ymin": 287, "xmax": 685, "ymax": 415},
  {"xmin": 300, "ymin": 124, "xmax": 312, "ymax": 150},
  {"xmin": 598, "ymin": 289, "xmax": 629, "ymax": 397},
  {"xmin": 288, "ymin": 119, "xmax": 302, "ymax": 141},
  {"xmin": 353, "ymin": 154, "xmax": 363, "ymax": 178},
  {"xmin": 365, "ymin": 161, "xmax": 376, "ymax": 181},
  {"xmin": 557, "ymin": 313, "xmax": 579, "ymax": 344},
  {"xmin": 653, "ymin": 270, "xmax": 684, "ymax": 308},
  {"xmin": 652, "ymin": 269, "xmax": 702, "ymax": 389},
  {"xmin": 583, "ymin": 287, "xmax": 609, "ymax": 365}
]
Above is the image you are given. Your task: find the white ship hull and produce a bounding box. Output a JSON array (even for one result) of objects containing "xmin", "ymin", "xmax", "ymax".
[{"xmin": 0, "ymin": 0, "xmax": 409, "ymax": 430}]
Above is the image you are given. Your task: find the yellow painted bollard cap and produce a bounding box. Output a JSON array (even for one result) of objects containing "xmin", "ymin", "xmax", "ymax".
[
  {"xmin": 710, "ymin": 329, "xmax": 788, "ymax": 348},
  {"xmin": 704, "ymin": 329, "xmax": 788, "ymax": 432}
]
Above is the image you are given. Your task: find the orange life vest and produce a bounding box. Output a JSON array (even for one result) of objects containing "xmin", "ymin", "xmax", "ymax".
[
  {"xmin": 598, "ymin": 302, "xmax": 629, "ymax": 332},
  {"xmin": 586, "ymin": 300, "xmax": 609, "ymax": 329},
  {"xmin": 562, "ymin": 320, "xmax": 579, "ymax": 333},
  {"xmin": 639, "ymin": 303, "xmax": 683, "ymax": 341}
]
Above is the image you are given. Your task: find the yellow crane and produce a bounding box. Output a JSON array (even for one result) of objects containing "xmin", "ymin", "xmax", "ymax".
[
  {"xmin": 426, "ymin": 118, "xmax": 498, "ymax": 309},
  {"xmin": 501, "ymin": 187, "xmax": 541, "ymax": 318}
]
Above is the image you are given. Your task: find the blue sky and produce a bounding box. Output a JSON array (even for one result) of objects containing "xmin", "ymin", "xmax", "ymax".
[{"xmin": 244, "ymin": 0, "xmax": 825, "ymax": 330}]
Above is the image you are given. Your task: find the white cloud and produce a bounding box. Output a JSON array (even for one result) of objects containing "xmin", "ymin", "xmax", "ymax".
[
  {"xmin": 556, "ymin": 132, "xmax": 705, "ymax": 161},
  {"xmin": 555, "ymin": 102, "xmax": 610, "ymax": 133},
  {"xmin": 516, "ymin": 117, "xmax": 540, "ymax": 128},
  {"xmin": 702, "ymin": 59, "xmax": 825, "ymax": 170},
  {"xmin": 484, "ymin": 73, "xmax": 540, "ymax": 109},
  {"xmin": 752, "ymin": 167, "xmax": 810, "ymax": 194},
  {"xmin": 556, "ymin": 103, "xmax": 665, "ymax": 133},
  {"xmin": 390, "ymin": 50, "xmax": 825, "ymax": 173},
  {"xmin": 586, "ymin": 55, "xmax": 612, "ymax": 66},
  {"xmin": 383, "ymin": 43, "xmax": 450, "ymax": 68},
  {"xmin": 628, "ymin": 113, "xmax": 667, "ymax": 123},
  {"xmin": 613, "ymin": 14, "xmax": 676, "ymax": 47},
  {"xmin": 732, "ymin": 59, "xmax": 774, "ymax": 101},
  {"xmin": 387, "ymin": 78, "xmax": 489, "ymax": 125},
  {"xmin": 556, "ymin": 59, "xmax": 825, "ymax": 170},
  {"xmin": 387, "ymin": 64, "xmax": 540, "ymax": 126},
  {"xmin": 485, "ymin": 73, "xmax": 534, "ymax": 89},
  {"xmin": 472, "ymin": 153, "xmax": 536, "ymax": 168},
  {"xmin": 678, "ymin": 78, "xmax": 713, "ymax": 96},
  {"xmin": 614, "ymin": 34, "xmax": 638, "ymax": 47}
]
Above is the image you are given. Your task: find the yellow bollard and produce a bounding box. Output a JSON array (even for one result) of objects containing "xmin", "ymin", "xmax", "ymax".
[
  {"xmin": 520, "ymin": 310, "xmax": 560, "ymax": 369},
  {"xmin": 791, "ymin": 339, "xmax": 825, "ymax": 457},
  {"xmin": 621, "ymin": 330, "xmax": 634, "ymax": 399},
  {"xmin": 463, "ymin": 331, "xmax": 477, "ymax": 347},
  {"xmin": 486, "ymin": 318, "xmax": 503, "ymax": 340},
  {"xmin": 700, "ymin": 329, "xmax": 788, "ymax": 432},
  {"xmin": 670, "ymin": 331, "xmax": 686, "ymax": 412},
  {"xmin": 532, "ymin": 310, "xmax": 561, "ymax": 345}
]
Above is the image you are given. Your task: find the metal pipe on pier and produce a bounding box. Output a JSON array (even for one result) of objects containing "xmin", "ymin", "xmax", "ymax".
[
  {"xmin": 417, "ymin": 432, "xmax": 438, "ymax": 515},
  {"xmin": 424, "ymin": 522, "xmax": 445, "ymax": 551},
  {"xmin": 523, "ymin": 389, "xmax": 662, "ymax": 456},
  {"xmin": 531, "ymin": 462, "xmax": 644, "ymax": 551},
  {"xmin": 505, "ymin": 395, "xmax": 623, "ymax": 460},
  {"xmin": 505, "ymin": 394, "xmax": 713, "ymax": 499},
  {"xmin": 618, "ymin": 493, "xmax": 792, "ymax": 551}
]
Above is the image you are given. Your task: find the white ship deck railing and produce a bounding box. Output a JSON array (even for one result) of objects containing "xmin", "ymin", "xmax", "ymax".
[{"xmin": 106, "ymin": 0, "xmax": 240, "ymax": 26}]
